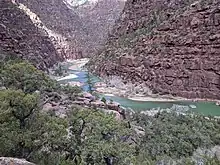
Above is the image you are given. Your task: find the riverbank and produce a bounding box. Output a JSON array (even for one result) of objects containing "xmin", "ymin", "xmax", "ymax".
[
  {"xmin": 52, "ymin": 59, "xmax": 220, "ymax": 116},
  {"xmin": 65, "ymin": 60, "xmax": 220, "ymax": 105},
  {"xmin": 94, "ymin": 79, "xmax": 220, "ymax": 104}
]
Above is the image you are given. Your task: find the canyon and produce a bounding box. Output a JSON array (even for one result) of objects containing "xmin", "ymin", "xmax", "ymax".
[
  {"xmin": 88, "ymin": 0, "xmax": 220, "ymax": 100},
  {"xmin": 0, "ymin": 0, "xmax": 124, "ymax": 68},
  {"xmin": 0, "ymin": 0, "xmax": 61, "ymax": 70},
  {"xmin": 1, "ymin": 0, "xmax": 220, "ymax": 100},
  {"xmin": 1, "ymin": 1, "xmax": 220, "ymax": 164}
]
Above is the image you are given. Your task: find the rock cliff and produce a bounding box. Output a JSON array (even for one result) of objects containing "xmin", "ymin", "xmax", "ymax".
[
  {"xmin": 0, "ymin": 0, "xmax": 62, "ymax": 70},
  {"xmin": 88, "ymin": 0, "xmax": 220, "ymax": 100},
  {"xmin": 16, "ymin": 0, "xmax": 125, "ymax": 57},
  {"xmin": 75, "ymin": 0, "xmax": 125, "ymax": 55},
  {"xmin": 0, "ymin": 0, "xmax": 125, "ymax": 66},
  {"xmin": 16, "ymin": 0, "xmax": 86, "ymax": 59}
]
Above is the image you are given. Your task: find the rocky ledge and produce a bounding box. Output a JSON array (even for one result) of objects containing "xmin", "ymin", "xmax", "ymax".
[
  {"xmin": 0, "ymin": 157, "xmax": 35, "ymax": 165},
  {"xmin": 42, "ymin": 89, "xmax": 125, "ymax": 120}
]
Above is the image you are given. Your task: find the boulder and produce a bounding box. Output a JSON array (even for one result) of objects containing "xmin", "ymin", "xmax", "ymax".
[
  {"xmin": 73, "ymin": 101, "xmax": 85, "ymax": 105},
  {"xmin": 42, "ymin": 103, "xmax": 54, "ymax": 112},
  {"xmin": 107, "ymin": 103, "xmax": 120, "ymax": 111},
  {"xmin": 91, "ymin": 100, "xmax": 105, "ymax": 108},
  {"xmin": 215, "ymin": 146, "xmax": 220, "ymax": 161},
  {"xmin": 0, "ymin": 157, "xmax": 35, "ymax": 165},
  {"xmin": 82, "ymin": 92, "xmax": 95, "ymax": 101}
]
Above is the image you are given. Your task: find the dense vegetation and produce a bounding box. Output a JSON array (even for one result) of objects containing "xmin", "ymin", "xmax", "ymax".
[{"xmin": 0, "ymin": 58, "xmax": 220, "ymax": 165}]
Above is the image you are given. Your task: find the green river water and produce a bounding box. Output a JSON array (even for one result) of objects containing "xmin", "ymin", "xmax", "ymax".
[{"xmin": 59, "ymin": 63, "xmax": 220, "ymax": 116}]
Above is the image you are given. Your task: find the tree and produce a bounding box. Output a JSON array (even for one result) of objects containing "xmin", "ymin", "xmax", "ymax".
[
  {"xmin": 0, "ymin": 89, "xmax": 68, "ymax": 164},
  {"xmin": 0, "ymin": 61, "xmax": 57, "ymax": 93},
  {"xmin": 101, "ymin": 97, "xmax": 107, "ymax": 104},
  {"xmin": 65, "ymin": 106, "xmax": 136, "ymax": 165},
  {"xmin": 131, "ymin": 111, "xmax": 220, "ymax": 162}
]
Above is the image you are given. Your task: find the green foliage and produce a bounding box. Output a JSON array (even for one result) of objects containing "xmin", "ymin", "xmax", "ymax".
[
  {"xmin": 60, "ymin": 84, "xmax": 82, "ymax": 95},
  {"xmin": 205, "ymin": 157, "xmax": 220, "ymax": 165},
  {"xmin": 1, "ymin": 88, "xmax": 220, "ymax": 164},
  {"xmin": 0, "ymin": 61, "xmax": 57, "ymax": 93},
  {"xmin": 101, "ymin": 97, "xmax": 107, "ymax": 104},
  {"xmin": 0, "ymin": 89, "xmax": 135, "ymax": 165},
  {"xmin": 132, "ymin": 111, "xmax": 220, "ymax": 162},
  {"xmin": 0, "ymin": 89, "xmax": 68, "ymax": 163},
  {"xmin": 0, "ymin": 59, "xmax": 220, "ymax": 165},
  {"xmin": 54, "ymin": 64, "xmax": 68, "ymax": 76},
  {"xmin": 65, "ymin": 107, "xmax": 135, "ymax": 165}
]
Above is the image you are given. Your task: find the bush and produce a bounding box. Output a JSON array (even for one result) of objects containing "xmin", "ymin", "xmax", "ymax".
[{"xmin": 0, "ymin": 61, "xmax": 58, "ymax": 93}]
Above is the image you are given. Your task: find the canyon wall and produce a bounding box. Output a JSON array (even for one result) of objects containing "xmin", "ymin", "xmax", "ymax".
[
  {"xmin": 0, "ymin": 0, "xmax": 125, "ymax": 65},
  {"xmin": 17, "ymin": 0, "xmax": 125, "ymax": 58},
  {"xmin": 16, "ymin": 0, "xmax": 86, "ymax": 59},
  {"xmin": 75, "ymin": 0, "xmax": 125, "ymax": 55},
  {"xmin": 88, "ymin": 0, "xmax": 220, "ymax": 99},
  {"xmin": 0, "ymin": 0, "xmax": 62, "ymax": 70}
]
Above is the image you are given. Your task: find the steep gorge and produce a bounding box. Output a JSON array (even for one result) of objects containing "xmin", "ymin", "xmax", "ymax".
[
  {"xmin": 74, "ymin": 0, "xmax": 125, "ymax": 55},
  {"xmin": 0, "ymin": 0, "xmax": 125, "ymax": 69},
  {"xmin": 16, "ymin": 0, "xmax": 86, "ymax": 59},
  {"xmin": 89, "ymin": 0, "xmax": 220, "ymax": 100}
]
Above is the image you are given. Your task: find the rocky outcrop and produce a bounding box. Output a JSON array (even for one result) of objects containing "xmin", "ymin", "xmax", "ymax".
[
  {"xmin": 0, "ymin": 0, "xmax": 62, "ymax": 70},
  {"xmin": 42, "ymin": 90, "xmax": 125, "ymax": 120},
  {"xmin": 0, "ymin": 157, "xmax": 35, "ymax": 165},
  {"xmin": 88, "ymin": 0, "xmax": 220, "ymax": 100}
]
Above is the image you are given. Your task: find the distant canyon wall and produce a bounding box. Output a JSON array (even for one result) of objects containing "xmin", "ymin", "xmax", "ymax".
[
  {"xmin": 16, "ymin": 0, "xmax": 125, "ymax": 57},
  {"xmin": 88, "ymin": 0, "xmax": 220, "ymax": 100},
  {"xmin": 74, "ymin": 0, "xmax": 126, "ymax": 56},
  {"xmin": 0, "ymin": 0, "xmax": 125, "ymax": 69}
]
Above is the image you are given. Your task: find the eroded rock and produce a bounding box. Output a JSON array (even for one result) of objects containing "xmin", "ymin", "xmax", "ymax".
[
  {"xmin": 0, "ymin": 157, "xmax": 35, "ymax": 165},
  {"xmin": 88, "ymin": 0, "xmax": 220, "ymax": 100}
]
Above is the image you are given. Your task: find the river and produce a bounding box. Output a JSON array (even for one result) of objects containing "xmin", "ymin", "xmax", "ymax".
[{"xmin": 58, "ymin": 60, "xmax": 220, "ymax": 116}]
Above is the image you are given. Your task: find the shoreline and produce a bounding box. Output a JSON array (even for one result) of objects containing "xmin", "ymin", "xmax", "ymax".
[
  {"xmin": 57, "ymin": 74, "xmax": 78, "ymax": 81},
  {"xmin": 95, "ymin": 84, "xmax": 220, "ymax": 104},
  {"xmin": 127, "ymin": 95, "xmax": 219, "ymax": 103},
  {"xmin": 66, "ymin": 59, "xmax": 220, "ymax": 105}
]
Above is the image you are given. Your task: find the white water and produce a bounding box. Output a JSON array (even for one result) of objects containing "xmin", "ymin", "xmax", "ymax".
[{"xmin": 57, "ymin": 74, "xmax": 78, "ymax": 81}]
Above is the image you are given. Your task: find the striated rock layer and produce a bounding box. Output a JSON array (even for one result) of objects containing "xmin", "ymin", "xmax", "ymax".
[
  {"xmin": 88, "ymin": 0, "xmax": 220, "ymax": 100},
  {"xmin": 4, "ymin": 0, "xmax": 125, "ymax": 59},
  {"xmin": 17, "ymin": 0, "xmax": 85, "ymax": 59},
  {"xmin": 0, "ymin": 0, "xmax": 62, "ymax": 70}
]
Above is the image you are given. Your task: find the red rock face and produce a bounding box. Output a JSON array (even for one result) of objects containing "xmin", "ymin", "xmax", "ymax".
[
  {"xmin": 0, "ymin": 0, "xmax": 62, "ymax": 70},
  {"xmin": 17, "ymin": 0, "xmax": 125, "ymax": 58},
  {"xmin": 17, "ymin": 0, "xmax": 85, "ymax": 59},
  {"xmin": 76, "ymin": 0, "xmax": 125, "ymax": 56},
  {"xmin": 89, "ymin": 0, "xmax": 220, "ymax": 99}
]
